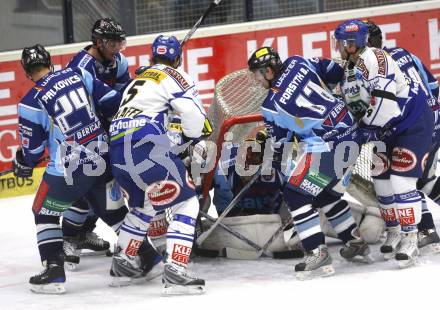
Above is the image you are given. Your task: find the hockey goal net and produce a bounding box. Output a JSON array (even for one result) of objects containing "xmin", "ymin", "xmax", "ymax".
[{"xmin": 202, "ymin": 69, "xmax": 377, "ymax": 206}]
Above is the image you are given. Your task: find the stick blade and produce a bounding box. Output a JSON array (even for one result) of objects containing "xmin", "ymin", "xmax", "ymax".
[{"xmin": 223, "ymin": 247, "xmax": 262, "ymax": 260}]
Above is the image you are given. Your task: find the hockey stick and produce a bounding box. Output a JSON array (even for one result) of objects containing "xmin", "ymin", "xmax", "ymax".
[
  {"xmin": 199, "ymin": 210, "xmax": 267, "ymax": 256},
  {"xmin": 224, "ymin": 203, "xmax": 299, "ymax": 259},
  {"xmin": 180, "ymin": 0, "xmax": 223, "ymax": 48},
  {"xmin": 0, "ymin": 156, "xmax": 50, "ymax": 177},
  {"xmin": 196, "ymin": 163, "xmax": 266, "ymax": 246}
]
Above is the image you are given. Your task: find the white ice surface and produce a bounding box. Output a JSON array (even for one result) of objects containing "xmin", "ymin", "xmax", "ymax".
[{"xmin": 1, "ymin": 194, "xmax": 440, "ymax": 310}]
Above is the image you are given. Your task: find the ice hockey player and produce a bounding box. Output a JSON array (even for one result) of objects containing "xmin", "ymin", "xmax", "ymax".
[
  {"xmin": 363, "ymin": 19, "xmax": 440, "ymax": 254},
  {"xmin": 13, "ymin": 44, "xmax": 124, "ymax": 294},
  {"xmin": 335, "ymin": 19, "xmax": 434, "ymax": 267},
  {"xmin": 62, "ymin": 17, "xmax": 131, "ymax": 263},
  {"xmin": 248, "ymin": 47, "xmax": 372, "ymax": 280},
  {"xmin": 109, "ymin": 34, "xmax": 206, "ymax": 295}
]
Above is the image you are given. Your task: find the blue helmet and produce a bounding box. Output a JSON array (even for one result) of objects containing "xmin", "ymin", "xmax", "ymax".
[
  {"xmin": 334, "ymin": 19, "xmax": 369, "ymax": 48},
  {"xmin": 152, "ymin": 35, "xmax": 182, "ymax": 63}
]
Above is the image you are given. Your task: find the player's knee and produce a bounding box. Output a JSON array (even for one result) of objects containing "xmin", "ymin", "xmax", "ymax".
[{"xmin": 168, "ymin": 196, "xmax": 199, "ymax": 235}]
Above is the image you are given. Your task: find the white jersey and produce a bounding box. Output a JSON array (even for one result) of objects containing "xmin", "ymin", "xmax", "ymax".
[
  {"xmin": 340, "ymin": 47, "xmax": 412, "ymax": 128},
  {"xmin": 109, "ymin": 64, "xmax": 205, "ymax": 144}
]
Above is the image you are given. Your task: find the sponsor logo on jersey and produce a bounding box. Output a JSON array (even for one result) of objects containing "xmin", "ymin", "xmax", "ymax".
[
  {"xmin": 163, "ymin": 67, "xmax": 190, "ymax": 90},
  {"xmin": 136, "ymin": 69, "xmax": 167, "ymax": 84},
  {"xmin": 371, "ymin": 152, "xmax": 390, "ymax": 176},
  {"xmin": 171, "ymin": 244, "xmax": 191, "ymax": 265},
  {"xmin": 148, "ymin": 217, "xmax": 168, "ymax": 237},
  {"xmin": 109, "ymin": 117, "xmax": 148, "ymax": 139},
  {"xmin": 299, "ymin": 179, "xmax": 323, "ymax": 196},
  {"xmin": 397, "ymin": 207, "xmax": 415, "ymax": 225},
  {"xmin": 125, "ymin": 239, "xmax": 142, "ymax": 256},
  {"xmin": 356, "ymin": 58, "xmax": 369, "ymax": 80},
  {"xmin": 147, "ymin": 180, "xmax": 180, "ymax": 206},
  {"xmin": 391, "ymin": 147, "xmax": 416, "ymax": 172},
  {"xmin": 373, "ymin": 49, "xmax": 387, "ymax": 76},
  {"xmin": 380, "ymin": 208, "xmax": 397, "ymax": 222},
  {"xmin": 71, "ymin": 120, "xmax": 103, "ymax": 144}
]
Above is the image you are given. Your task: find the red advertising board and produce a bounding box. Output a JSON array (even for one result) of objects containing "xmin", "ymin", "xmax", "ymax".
[{"xmin": 0, "ymin": 7, "xmax": 439, "ymax": 171}]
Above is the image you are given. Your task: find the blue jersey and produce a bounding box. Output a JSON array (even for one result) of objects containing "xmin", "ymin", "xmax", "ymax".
[
  {"xmin": 67, "ymin": 46, "xmax": 131, "ymax": 92},
  {"xmin": 384, "ymin": 47, "xmax": 439, "ymax": 100},
  {"xmin": 18, "ymin": 67, "xmax": 122, "ymax": 176},
  {"xmin": 261, "ymin": 56, "xmax": 356, "ymax": 152}
]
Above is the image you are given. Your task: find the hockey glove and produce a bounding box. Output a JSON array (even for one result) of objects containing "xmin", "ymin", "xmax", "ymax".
[
  {"xmin": 12, "ymin": 149, "xmax": 33, "ymax": 178},
  {"xmin": 202, "ymin": 118, "xmax": 213, "ymax": 137}
]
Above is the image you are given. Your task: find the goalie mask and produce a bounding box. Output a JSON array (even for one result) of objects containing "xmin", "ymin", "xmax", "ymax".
[{"xmin": 21, "ymin": 44, "xmax": 52, "ymax": 75}]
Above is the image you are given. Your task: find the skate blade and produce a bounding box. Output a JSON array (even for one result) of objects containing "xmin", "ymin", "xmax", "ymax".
[
  {"xmin": 65, "ymin": 262, "xmax": 78, "ymax": 271},
  {"xmin": 162, "ymin": 284, "xmax": 206, "ymax": 296},
  {"xmin": 419, "ymin": 243, "xmax": 440, "ymax": 255},
  {"xmin": 397, "ymin": 257, "xmax": 418, "ymax": 269},
  {"xmin": 383, "ymin": 252, "xmax": 396, "ymax": 261},
  {"xmin": 30, "ymin": 283, "xmax": 66, "ymax": 294},
  {"xmin": 295, "ymin": 265, "xmax": 335, "ymax": 281},
  {"xmin": 346, "ymin": 254, "xmax": 374, "ymax": 264},
  {"xmin": 109, "ymin": 276, "xmax": 147, "ymax": 287},
  {"xmin": 80, "ymin": 249, "xmax": 108, "ymax": 257}
]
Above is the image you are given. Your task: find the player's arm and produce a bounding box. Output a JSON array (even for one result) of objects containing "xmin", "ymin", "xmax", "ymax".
[
  {"xmin": 169, "ymin": 83, "xmax": 206, "ymax": 139},
  {"xmin": 360, "ymin": 51, "xmax": 401, "ymax": 127},
  {"xmin": 305, "ymin": 57, "xmax": 344, "ymax": 90},
  {"xmin": 14, "ymin": 98, "xmax": 48, "ymax": 177},
  {"xmin": 412, "ymin": 54, "xmax": 439, "ymax": 99},
  {"xmin": 77, "ymin": 68, "xmax": 122, "ymax": 119}
]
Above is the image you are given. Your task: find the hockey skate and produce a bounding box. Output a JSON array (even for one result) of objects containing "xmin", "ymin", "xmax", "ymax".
[
  {"xmin": 395, "ymin": 232, "xmax": 419, "ymax": 268},
  {"xmin": 340, "ymin": 238, "xmax": 374, "ymax": 264},
  {"xmin": 162, "ymin": 263, "xmax": 205, "ymax": 296},
  {"xmin": 63, "ymin": 237, "xmax": 81, "ymax": 271},
  {"xmin": 380, "ymin": 227, "xmax": 401, "ymax": 260},
  {"xmin": 29, "ymin": 261, "xmax": 66, "ymax": 294},
  {"xmin": 78, "ymin": 231, "xmax": 110, "ymax": 256},
  {"xmin": 294, "ymin": 244, "xmax": 335, "ymax": 280},
  {"xmin": 418, "ymin": 229, "xmax": 440, "ymax": 254},
  {"xmin": 109, "ymin": 249, "xmax": 163, "ymax": 287}
]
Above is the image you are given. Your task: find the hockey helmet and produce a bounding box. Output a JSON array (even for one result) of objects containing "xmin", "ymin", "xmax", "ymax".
[
  {"xmin": 92, "ymin": 18, "xmax": 126, "ymax": 43},
  {"xmin": 152, "ymin": 35, "xmax": 182, "ymax": 63},
  {"xmin": 21, "ymin": 44, "xmax": 51, "ymax": 74},
  {"xmin": 334, "ymin": 19, "xmax": 369, "ymax": 48},
  {"xmin": 248, "ymin": 47, "xmax": 283, "ymax": 75},
  {"xmin": 362, "ymin": 20, "xmax": 382, "ymax": 48}
]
